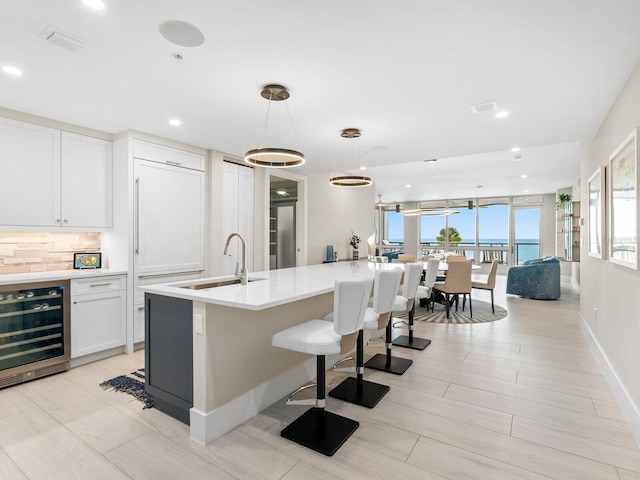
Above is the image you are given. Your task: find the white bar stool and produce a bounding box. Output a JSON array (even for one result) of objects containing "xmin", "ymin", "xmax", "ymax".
[
  {"xmin": 271, "ymin": 277, "xmax": 373, "ymax": 456},
  {"xmin": 327, "ymin": 268, "xmax": 402, "ymax": 408},
  {"xmin": 391, "ymin": 261, "xmax": 432, "ymax": 351}
]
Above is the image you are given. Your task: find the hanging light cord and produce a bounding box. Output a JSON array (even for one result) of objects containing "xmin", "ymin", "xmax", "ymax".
[{"xmin": 260, "ymin": 93, "xmax": 301, "ymax": 150}]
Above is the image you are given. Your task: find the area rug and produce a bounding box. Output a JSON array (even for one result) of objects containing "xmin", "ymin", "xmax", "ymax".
[
  {"xmin": 396, "ymin": 299, "xmax": 507, "ymax": 324},
  {"xmin": 99, "ymin": 368, "xmax": 154, "ymax": 409}
]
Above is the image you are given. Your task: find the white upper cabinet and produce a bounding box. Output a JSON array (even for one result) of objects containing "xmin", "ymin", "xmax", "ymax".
[
  {"xmin": 0, "ymin": 117, "xmax": 113, "ymax": 229},
  {"xmin": 0, "ymin": 117, "xmax": 61, "ymax": 226},
  {"xmin": 133, "ymin": 139, "xmax": 204, "ymax": 171},
  {"xmin": 61, "ymin": 132, "xmax": 113, "ymax": 228}
]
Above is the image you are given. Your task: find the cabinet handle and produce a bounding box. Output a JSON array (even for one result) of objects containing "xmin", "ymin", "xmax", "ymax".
[
  {"xmin": 56, "ymin": 218, "xmax": 61, "ymax": 223},
  {"xmin": 89, "ymin": 282, "xmax": 112, "ymax": 288},
  {"xmin": 135, "ymin": 177, "xmax": 140, "ymax": 255},
  {"xmin": 137, "ymin": 305, "xmax": 145, "ymax": 310},
  {"xmin": 166, "ymin": 160, "xmax": 182, "ymax": 166},
  {"xmin": 63, "ymin": 219, "xmax": 68, "ymax": 223}
]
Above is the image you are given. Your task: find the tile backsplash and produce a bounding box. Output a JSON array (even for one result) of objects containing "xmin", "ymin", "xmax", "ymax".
[{"xmin": 0, "ymin": 232, "xmax": 100, "ymax": 274}]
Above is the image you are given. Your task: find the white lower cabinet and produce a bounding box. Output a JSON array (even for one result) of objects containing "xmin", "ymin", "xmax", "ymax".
[{"xmin": 71, "ymin": 275, "xmax": 126, "ymax": 358}]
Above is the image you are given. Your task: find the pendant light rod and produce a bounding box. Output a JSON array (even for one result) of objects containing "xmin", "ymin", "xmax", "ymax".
[
  {"xmin": 329, "ymin": 128, "xmax": 372, "ymax": 187},
  {"xmin": 245, "ymin": 84, "xmax": 305, "ymax": 168}
]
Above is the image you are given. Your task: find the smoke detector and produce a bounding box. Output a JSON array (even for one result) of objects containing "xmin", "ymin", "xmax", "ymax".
[{"xmin": 40, "ymin": 25, "xmax": 87, "ymax": 52}]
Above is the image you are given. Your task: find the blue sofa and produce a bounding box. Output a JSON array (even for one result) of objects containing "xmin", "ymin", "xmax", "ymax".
[{"xmin": 506, "ymin": 257, "xmax": 561, "ymax": 300}]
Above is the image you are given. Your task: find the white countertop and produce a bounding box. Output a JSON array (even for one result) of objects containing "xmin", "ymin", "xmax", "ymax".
[
  {"xmin": 0, "ymin": 269, "xmax": 128, "ymax": 286},
  {"xmin": 140, "ymin": 260, "xmax": 401, "ymax": 311}
]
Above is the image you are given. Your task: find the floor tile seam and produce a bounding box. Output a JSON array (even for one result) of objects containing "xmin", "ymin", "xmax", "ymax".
[
  {"xmin": 0, "ymin": 450, "xmax": 30, "ymax": 480},
  {"xmin": 509, "ymin": 424, "xmax": 640, "ymax": 477}
]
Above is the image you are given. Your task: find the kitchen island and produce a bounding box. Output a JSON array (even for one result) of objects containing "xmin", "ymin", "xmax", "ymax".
[{"xmin": 140, "ymin": 260, "xmax": 393, "ymax": 445}]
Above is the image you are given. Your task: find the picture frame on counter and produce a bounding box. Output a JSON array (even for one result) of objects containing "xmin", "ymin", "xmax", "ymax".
[{"xmin": 73, "ymin": 252, "xmax": 102, "ymax": 269}]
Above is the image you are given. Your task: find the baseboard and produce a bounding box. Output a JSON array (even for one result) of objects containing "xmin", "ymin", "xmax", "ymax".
[
  {"xmin": 70, "ymin": 345, "xmax": 126, "ymax": 368},
  {"xmin": 579, "ymin": 314, "xmax": 640, "ymax": 445},
  {"xmin": 189, "ymin": 356, "xmax": 329, "ymax": 445}
]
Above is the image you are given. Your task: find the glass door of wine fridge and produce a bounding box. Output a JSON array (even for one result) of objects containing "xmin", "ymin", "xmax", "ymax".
[{"xmin": 0, "ymin": 280, "xmax": 70, "ymax": 388}]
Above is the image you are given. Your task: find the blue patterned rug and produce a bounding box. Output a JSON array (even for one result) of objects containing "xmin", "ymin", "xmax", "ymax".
[{"xmin": 99, "ymin": 368, "xmax": 154, "ymax": 408}]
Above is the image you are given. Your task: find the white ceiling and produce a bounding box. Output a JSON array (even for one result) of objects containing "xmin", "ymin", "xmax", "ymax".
[{"xmin": 2, "ymin": 0, "xmax": 640, "ymax": 202}]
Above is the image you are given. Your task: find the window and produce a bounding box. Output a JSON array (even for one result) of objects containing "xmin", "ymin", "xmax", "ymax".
[{"xmin": 478, "ymin": 198, "xmax": 509, "ymax": 264}]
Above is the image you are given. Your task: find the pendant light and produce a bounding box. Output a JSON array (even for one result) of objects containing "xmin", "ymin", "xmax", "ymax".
[
  {"xmin": 329, "ymin": 128, "xmax": 372, "ymax": 187},
  {"xmin": 402, "ymin": 159, "xmax": 459, "ymax": 216},
  {"xmin": 244, "ymin": 84, "xmax": 305, "ymax": 168}
]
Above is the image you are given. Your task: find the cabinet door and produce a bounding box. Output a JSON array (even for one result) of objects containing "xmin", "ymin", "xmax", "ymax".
[
  {"xmin": 61, "ymin": 132, "xmax": 113, "ymax": 228},
  {"xmin": 222, "ymin": 162, "xmax": 254, "ymax": 275},
  {"xmin": 71, "ymin": 290, "xmax": 126, "ymax": 358},
  {"xmin": 0, "ymin": 117, "xmax": 61, "ymax": 226},
  {"xmin": 135, "ymin": 160, "xmax": 205, "ymax": 274}
]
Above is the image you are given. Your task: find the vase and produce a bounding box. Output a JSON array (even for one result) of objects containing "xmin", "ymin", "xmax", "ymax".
[{"xmin": 353, "ymin": 249, "xmax": 359, "ymax": 260}]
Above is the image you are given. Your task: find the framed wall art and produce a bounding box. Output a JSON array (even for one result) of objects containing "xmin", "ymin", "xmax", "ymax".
[
  {"xmin": 608, "ymin": 128, "xmax": 639, "ymax": 269},
  {"xmin": 587, "ymin": 165, "xmax": 606, "ymax": 259}
]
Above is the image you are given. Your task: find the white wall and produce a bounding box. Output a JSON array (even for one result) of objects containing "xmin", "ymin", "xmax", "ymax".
[
  {"xmin": 581, "ymin": 60, "xmax": 640, "ymax": 432},
  {"xmin": 307, "ymin": 174, "xmax": 376, "ymax": 264}
]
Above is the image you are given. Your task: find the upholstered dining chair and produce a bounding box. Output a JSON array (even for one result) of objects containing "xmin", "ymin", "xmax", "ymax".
[
  {"xmin": 417, "ymin": 258, "xmax": 441, "ymax": 309},
  {"xmin": 327, "ymin": 268, "xmax": 402, "ymax": 408},
  {"xmin": 392, "ymin": 253, "xmax": 416, "ymax": 263},
  {"xmin": 446, "ymin": 255, "xmax": 466, "ymax": 263},
  {"xmin": 271, "ymin": 276, "xmax": 373, "ymax": 456},
  {"xmin": 433, "ymin": 261, "xmax": 472, "ymax": 319},
  {"xmin": 471, "ymin": 259, "xmax": 499, "ymax": 313}
]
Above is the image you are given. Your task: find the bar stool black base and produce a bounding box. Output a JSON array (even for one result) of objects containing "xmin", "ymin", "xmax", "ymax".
[
  {"xmin": 280, "ymin": 407, "xmax": 359, "ymax": 456},
  {"xmin": 364, "ymin": 353, "xmax": 413, "ymax": 375},
  {"xmin": 329, "ymin": 377, "xmax": 390, "ymax": 408},
  {"xmin": 392, "ymin": 335, "xmax": 432, "ymax": 351}
]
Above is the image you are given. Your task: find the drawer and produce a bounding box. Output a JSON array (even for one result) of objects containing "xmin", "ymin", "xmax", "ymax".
[
  {"xmin": 133, "ymin": 139, "xmax": 205, "ymax": 171},
  {"xmin": 134, "ymin": 270, "xmax": 204, "ymax": 305},
  {"xmin": 71, "ymin": 275, "xmax": 126, "ymax": 295}
]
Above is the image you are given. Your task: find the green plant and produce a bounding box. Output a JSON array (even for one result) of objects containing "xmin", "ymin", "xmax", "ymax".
[
  {"xmin": 556, "ymin": 193, "xmax": 573, "ymax": 211},
  {"xmin": 436, "ymin": 227, "xmax": 461, "ymax": 243}
]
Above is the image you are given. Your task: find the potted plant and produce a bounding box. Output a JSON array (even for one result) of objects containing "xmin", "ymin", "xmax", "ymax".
[
  {"xmin": 556, "ymin": 193, "xmax": 573, "ymax": 212},
  {"xmin": 349, "ymin": 231, "xmax": 361, "ymax": 260}
]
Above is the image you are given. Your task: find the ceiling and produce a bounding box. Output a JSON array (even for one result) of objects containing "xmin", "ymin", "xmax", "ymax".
[{"xmin": 2, "ymin": 0, "xmax": 640, "ymax": 203}]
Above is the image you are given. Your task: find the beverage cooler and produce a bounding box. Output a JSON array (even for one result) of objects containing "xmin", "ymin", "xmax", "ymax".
[{"xmin": 0, "ymin": 280, "xmax": 70, "ymax": 388}]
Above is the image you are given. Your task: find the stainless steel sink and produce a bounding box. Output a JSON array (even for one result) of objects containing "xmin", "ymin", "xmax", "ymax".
[{"xmin": 179, "ymin": 278, "xmax": 262, "ymax": 290}]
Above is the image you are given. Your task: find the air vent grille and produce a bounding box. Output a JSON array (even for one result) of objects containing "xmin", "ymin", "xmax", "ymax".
[
  {"xmin": 470, "ymin": 101, "xmax": 498, "ymax": 114},
  {"xmin": 40, "ymin": 25, "xmax": 87, "ymax": 51}
]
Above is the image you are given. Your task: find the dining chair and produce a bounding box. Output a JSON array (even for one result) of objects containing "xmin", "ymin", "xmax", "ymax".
[
  {"xmin": 432, "ymin": 261, "xmax": 472, "ymax": 319},
  {"xmin": 446, "ymin": 255, "xmax": 466, "ymax": 263},
  {"xmin": 471, "ymin": 259, "xmax": 499, "ymax": 313}
]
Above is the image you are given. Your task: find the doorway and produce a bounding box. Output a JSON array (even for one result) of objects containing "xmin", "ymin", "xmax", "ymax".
[{"xmin": 268, "ymin": 174, "xmax": 305, "ymax": 269}]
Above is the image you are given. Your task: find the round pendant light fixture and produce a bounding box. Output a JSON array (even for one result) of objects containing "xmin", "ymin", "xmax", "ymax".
[
  {"xmin": 329, "ymin": 128, "xmax": 372, "ymax": 187},
  {"xmin": 244, "ymin": 84, "xmax": 305, "ymax": 168}
]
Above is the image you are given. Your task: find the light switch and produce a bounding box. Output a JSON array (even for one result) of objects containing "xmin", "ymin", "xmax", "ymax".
[{"xmin": 195, "ymin": 314, "xmax": 203, "ymax": 335}]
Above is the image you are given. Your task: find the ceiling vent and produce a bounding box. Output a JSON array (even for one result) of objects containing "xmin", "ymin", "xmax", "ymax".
[
  {"xmin": 470, "ymin": 101, "xmax": 498, "ymax": 114},
  {"xmin": 40, "ymin": 25, "xmax": 87, "ymax": 51}
]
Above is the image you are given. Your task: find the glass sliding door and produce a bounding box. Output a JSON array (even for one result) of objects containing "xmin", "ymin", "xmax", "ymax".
[
  {"xmin": 478, "ymin": 198, "xmax": 509, "ymax": 264},
  {"xmin": 513, "ymin": 207, "xmax": 541, "ymax": 264},
  {"xmin": 446, "ymin": 199, "xmax": 476, "ymax": 261}
]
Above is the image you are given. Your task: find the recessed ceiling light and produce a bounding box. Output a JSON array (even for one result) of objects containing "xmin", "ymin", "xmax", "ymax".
[
  {"xmin": 511, "ymin": 147, "xmax": 520, "ymax": 152},
  {"xmin": 406, "ymin": 184, "xmax": 411, "ymax": 188},
  {"xmin": 276, "ymin": 190, "xmax": 289, "ymax": 196},
  {"xmin": 82, "ymin": 0, "xmax": 105, "ymax": 10},
  {"xmin": 520, "ymin": 174, "xmax": 527, "ymax": 178},
  {"xmin": 495, "ymin": 111, "xmax": 509, "ymax": 119},
  {"xmin": 169, "ymin": 118, "xmax": 181, "ymax": 126},
  {"xmin": 359, "ymin": 166, "xmax": 366, "ymax": 171},
  {"xmin": 524, "ymin": 190, "xmax": 529, "ymax": 193},
  {"xmin": 2, "ymin": 65, "xmax": 22, "ymax": 76}
]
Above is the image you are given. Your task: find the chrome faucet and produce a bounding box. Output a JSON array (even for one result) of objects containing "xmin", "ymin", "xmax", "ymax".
[{"xmin": 223, "ymin": 233, "xmax": 248, "ymax": 285}]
